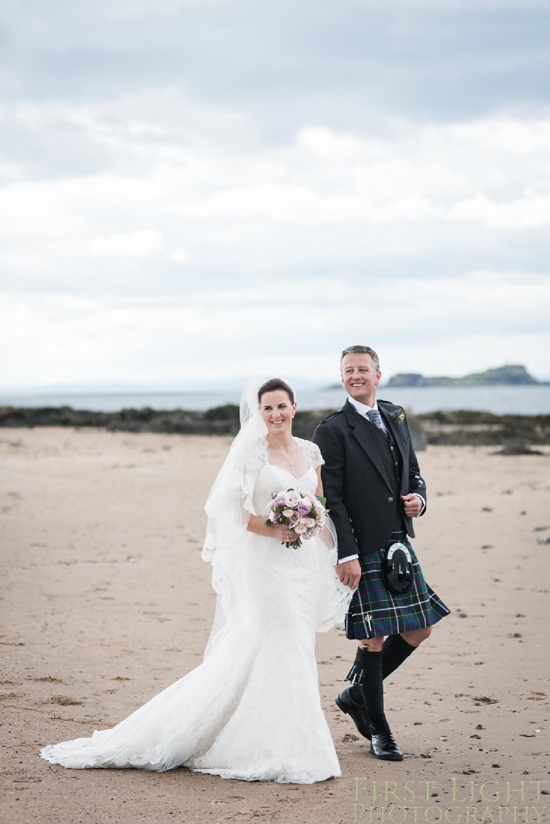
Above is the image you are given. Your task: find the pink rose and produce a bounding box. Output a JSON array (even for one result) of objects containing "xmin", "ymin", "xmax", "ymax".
[{"xmin": 284, "ymin": 491, "xmax": 301, "ymax": 507}]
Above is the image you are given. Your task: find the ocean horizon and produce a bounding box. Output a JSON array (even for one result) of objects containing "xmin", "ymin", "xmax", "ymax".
[{"xmin": 1, "ymin": 384, "xmax": 549, "ymax": 416}]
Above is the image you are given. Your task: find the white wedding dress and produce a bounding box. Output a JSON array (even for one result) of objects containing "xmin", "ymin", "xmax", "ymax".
[{"xmin": 41, "ymin": 439, "xmax": 351, "ymax": 784}]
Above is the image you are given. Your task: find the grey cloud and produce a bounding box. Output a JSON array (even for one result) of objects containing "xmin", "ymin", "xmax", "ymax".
[
  {"xmin": 3, "ymin": 1, "xmax": 550, "ymax": 124},
  {"xmin": 2, "ymin": 218, "xmax": 549, "ymax": 297}
]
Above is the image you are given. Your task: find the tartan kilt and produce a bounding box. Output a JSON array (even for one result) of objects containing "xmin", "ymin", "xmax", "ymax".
[{"xmin": 345, "ymin": 536, "xmax": 450, "ymax": 641}]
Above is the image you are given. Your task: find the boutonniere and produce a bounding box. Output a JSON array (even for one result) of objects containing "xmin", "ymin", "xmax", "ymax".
[{"xmin": 391, "ymin": 407, "xmax": 406, "ymax": 425}]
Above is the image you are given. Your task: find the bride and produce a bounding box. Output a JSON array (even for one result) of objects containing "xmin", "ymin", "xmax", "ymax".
[{"xmin": 41, "ymin": 378, "xmax": 353, "ymax": 783}]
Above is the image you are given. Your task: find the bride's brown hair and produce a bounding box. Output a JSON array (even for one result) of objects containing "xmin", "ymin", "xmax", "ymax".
[{"xmin": 257, "ymin": 378, "xmax": 295, "ymax": 404}]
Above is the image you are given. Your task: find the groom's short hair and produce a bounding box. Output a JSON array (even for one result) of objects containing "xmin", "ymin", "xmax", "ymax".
[{"xmin": 340, "ymin": 345, "xmax": 380, "ymax": 373}]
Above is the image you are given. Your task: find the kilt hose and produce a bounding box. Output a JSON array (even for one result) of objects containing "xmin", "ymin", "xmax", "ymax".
[{"xmin": 344, "ymin": 531, "xmax": 450, "ymax": 655}]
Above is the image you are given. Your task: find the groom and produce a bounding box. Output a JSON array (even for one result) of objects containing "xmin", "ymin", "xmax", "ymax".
[{"xmin": 313, "ymin": 345, "xmax": 448, "ymax": 761}]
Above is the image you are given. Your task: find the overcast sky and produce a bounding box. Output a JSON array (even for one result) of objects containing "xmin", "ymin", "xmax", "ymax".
[{"xmin": 1, "ymin": 0, "xmax": 550, "ymax": 389}]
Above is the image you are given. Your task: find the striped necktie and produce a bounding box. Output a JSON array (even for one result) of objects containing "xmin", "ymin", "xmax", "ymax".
[{"xmin": 366, "ymin": 408, "xmax": 387, "ymax": 435}]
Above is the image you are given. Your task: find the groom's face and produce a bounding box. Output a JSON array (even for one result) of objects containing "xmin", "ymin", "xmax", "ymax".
[{"xmin": 341, "ymin": 353, "xmax": 381, "ymax": 407}]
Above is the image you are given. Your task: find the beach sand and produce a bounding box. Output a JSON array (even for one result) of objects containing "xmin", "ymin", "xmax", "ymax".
[{"xmin": 1, "ymin": 428, "xmax": 548, "ymax": 824}]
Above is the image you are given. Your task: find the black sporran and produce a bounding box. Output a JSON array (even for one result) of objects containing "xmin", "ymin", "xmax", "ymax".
[{"xmin": 381, "ymin": 542, "xmax": 414, "ymax": 594}]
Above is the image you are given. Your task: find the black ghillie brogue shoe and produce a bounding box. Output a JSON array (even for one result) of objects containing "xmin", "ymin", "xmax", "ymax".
[
  {"xmin": 335, "ymin": 689, "xmax": 372, "ymax": 740},
  {"xmin": 370, "ymin": 726, "xmax": 403, "ymax": 761}
]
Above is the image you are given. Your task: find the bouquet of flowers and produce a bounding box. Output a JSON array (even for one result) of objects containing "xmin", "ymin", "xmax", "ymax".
[{"xmin": 265, "ymin": 488, "xmax": 328, "ymax": 549}]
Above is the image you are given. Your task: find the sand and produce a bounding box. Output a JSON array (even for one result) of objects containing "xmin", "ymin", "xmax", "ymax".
[{"xmin": 0, "ymin": 428, "xmax": 548, "ymax": 824}]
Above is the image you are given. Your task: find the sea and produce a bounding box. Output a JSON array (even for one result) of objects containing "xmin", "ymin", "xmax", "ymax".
[{"xmin": 1, "ymin": 385, "xmax": 550, "ymax": 416}]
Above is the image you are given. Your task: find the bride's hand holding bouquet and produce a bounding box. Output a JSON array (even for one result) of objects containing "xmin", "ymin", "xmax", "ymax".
[{"xmin": 266, "ymin": 488, "xmax": 328, "ymax": 549}]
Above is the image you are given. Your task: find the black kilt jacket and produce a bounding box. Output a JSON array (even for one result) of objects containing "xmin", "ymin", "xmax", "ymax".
[{"xmin": 312, "ymin": 399, "xmax": 427, "ymax": 560}]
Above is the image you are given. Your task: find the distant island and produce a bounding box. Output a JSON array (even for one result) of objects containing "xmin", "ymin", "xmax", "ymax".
[{"xmin": 386, "ymin": 365, "xmax": 541, "ymax": 388}]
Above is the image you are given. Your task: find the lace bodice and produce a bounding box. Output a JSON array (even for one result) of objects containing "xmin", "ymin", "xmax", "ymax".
[{"xmin": 236, "ymin": 437, "xmax": 323, "ymax": 514}]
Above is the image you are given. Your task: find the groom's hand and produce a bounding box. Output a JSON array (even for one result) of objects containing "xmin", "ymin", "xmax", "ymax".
[
  {"xmin": 401, "ymin": 493, "xmax": 423, "ymax": 518},
  {"xmin": 337, "ymin": 558, "xmax": 362, "ymax": 589}
]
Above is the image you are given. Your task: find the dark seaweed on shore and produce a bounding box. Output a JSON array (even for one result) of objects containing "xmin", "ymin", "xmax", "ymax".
[{"xmin": 1, "ymin": 405, "xmax": 549, "ymax": 450}]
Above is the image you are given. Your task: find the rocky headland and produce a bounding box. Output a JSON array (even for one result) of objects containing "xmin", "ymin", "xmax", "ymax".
[{"xmin": 387, "ymin": 364, "xmax": 542, "ymax": 387}]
